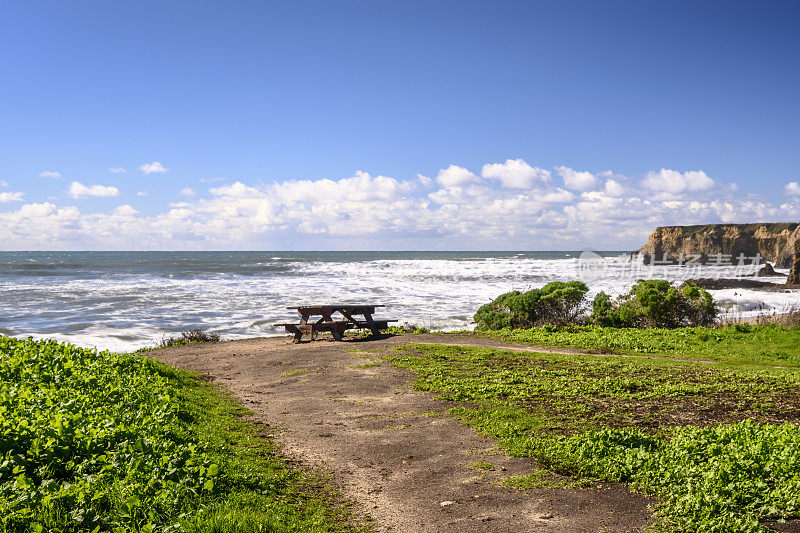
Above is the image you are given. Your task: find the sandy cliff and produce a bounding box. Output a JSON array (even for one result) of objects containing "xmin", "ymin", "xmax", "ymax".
[
  {"xmin": 635, "ymin": 223, "xmax": 800, "ymax": 268},
  {"xmin": 788, "ymin": 245, "xmax": 800, "ymax": 285}
]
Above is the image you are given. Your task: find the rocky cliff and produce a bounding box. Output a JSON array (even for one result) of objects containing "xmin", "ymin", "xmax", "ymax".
[
  {"xmin": 788, "ymin": 244, "xmax": 800, "ymax": 285},
  {"xmin": 635, "ymin": 223, "xmax": 800, "ymax": 268}
]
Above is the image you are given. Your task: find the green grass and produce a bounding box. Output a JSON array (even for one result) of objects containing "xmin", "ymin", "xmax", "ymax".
[
  {"xmin": 475, "ymin": 324, "xmax": 800, "ymax": 369},
  {"xmin": 387, "ymin": 343, "xmax": 800, "ymax": 532},
  {"xmin": 498, "ymin": 470, "xmax": 583, "ymax": 490},
  {"xmin": 0, "ymin": 336, "xmax": 366, "ymax": 533},
  {"xmin": 470, "ymin": 460, "xmax": 493, "ymax": 470}
]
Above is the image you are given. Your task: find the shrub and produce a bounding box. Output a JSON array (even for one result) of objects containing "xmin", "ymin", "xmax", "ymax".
[
  {"xmin": 158, "ymin": 328, "xmax": 220, "ymax": 348},
  {"xmin": 388, "ymin": 323, "xmax": 431, "ymax": 334},
  {"xmin": 592, "ymin": 280, "xmax": 717, "ymax": 328},
  {"xmin": 474, "ymin": 281, "xmax": 589, "ymax": 329}
]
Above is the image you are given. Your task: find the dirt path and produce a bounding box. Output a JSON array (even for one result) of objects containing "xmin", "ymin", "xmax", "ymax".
[{"xmin": 155, "ymin": 334, "xmax": 654, "ymax": 532}]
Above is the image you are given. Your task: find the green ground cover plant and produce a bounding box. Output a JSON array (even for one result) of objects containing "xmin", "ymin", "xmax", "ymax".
[
  {"xmin": 476, "ymin": 323, "xmax": 800, "ymax": 370},
  {"xmin": 387, "ymin": 343, "xmax": 800, "ymax": 531},
  {"xmin": 0, "ymin": 336, "xmax": 364, "ymax": 533}
]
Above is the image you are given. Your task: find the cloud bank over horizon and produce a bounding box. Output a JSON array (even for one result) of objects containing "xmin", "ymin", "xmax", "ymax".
[{"xmin": 1, "ymin": 158, "xmax": 798, "ymax": 251}]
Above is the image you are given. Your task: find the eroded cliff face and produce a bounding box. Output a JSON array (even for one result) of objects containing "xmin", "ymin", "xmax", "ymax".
[
  {"xmin": 635, "ymin": 223, "xmax": 800, "ymax": 268},
  {"xmin": 788, "ymin": 245, "xmax": 800, "ymax": 285}
]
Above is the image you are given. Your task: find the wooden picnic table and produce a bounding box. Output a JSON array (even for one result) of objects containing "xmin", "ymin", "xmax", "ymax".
[{"xmin": 275, "ymin": 304, "xmax": 396, "ymax": 342}]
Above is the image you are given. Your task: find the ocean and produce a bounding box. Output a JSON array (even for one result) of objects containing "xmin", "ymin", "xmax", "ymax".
[{"xmin": 0, "ymin": 251, "xmax": 795, "ymax": 352}]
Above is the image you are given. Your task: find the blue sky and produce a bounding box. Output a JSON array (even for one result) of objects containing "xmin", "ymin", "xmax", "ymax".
[{"xmin": 1, "ymin": 0, "xmax": 799, "ymax": 250}]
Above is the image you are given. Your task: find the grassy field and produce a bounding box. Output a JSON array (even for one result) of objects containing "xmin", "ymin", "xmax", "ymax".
[
  {"xmin": 0, "ymin": 336, "xmax": 366, "ymax": 533},
  {"xmin": 387, "ymin": 339, "xmax": 800, "ymax": 532},
  {"xmin": 475, "ymin": 323, "xmax": 800, "ymax": 370}
]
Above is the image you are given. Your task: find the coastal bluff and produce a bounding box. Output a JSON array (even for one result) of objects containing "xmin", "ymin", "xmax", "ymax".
[{"xmin": 634, "ymin": 223, "xmax": 800, "ymax": 270}]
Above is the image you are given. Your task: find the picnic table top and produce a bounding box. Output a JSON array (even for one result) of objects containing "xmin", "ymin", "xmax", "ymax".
[{"xmin": 287, "ymin": 304, "xmax": 386, "ymax": 310}]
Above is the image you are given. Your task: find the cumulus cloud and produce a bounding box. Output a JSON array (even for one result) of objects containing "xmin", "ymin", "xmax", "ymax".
[
  {"xmin": 139, "ymin": 161, "xmax": 167, "ymax": 174},
  {"xmin": 209, "ymin": 182, "xmax": 261, "ymax": 198},
  {"xmin": 416, "ymin": 173, "xmax": 433, "ymax": 188},
  {"xmin": 603, "ymin": 179, "xmax": 625, "ymax": 196},
  {"xmin": 556, "ymin": 166, "xmax": 599, "ymax": 191},
  {"xmin": 113, "ymin": 205, "xmax": 138, "ymax": 216},
  {"xmin": 15, "ymin": 202, "xmax": 58, "ymax": 218},
  {"xmin": 0, "ymin": 160, "xmax": 789, "ymax": 250},
  {"xmin": 642, "ymin": 169, "xmax": 715, "ymax": 194},
  {"xmin": 436, "ymin": 165, "xmax": 479, "ymax": 187},
  {"xmin": 180, "ymin": 187, "xmax": 196, "ymax": 197},
  {"xmin": 0, "ymin": 179, "xmax": 8, "ymax": 188},
  {"xmin": 785, "ymin": 182, "xmax": 800, "ymax": 196},
  {"xmin": 108, "ymin": 167, "xmax": 127, "ymax": 174},
  {"xmin": 137, "ymin": 191, "xmax": 148, "ymax": 197},
  {"xmin": 67, "ymin": 181, "xmax": 120, "ymax": 199},
  {"xmin": 39, "ymin": 170, "xmax": 61, "ymax": 179},
  {"xmin": 481, "ymin": 159, "xmax": 550, "ymax": 188},
  {"xmin": 0, "ymin": 192, "xmax": 24, "ymax": 203}
]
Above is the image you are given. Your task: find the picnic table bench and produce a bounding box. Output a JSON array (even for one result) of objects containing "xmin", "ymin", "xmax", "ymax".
[{"xmin": 275, "ymin": 304, "xmax": 397, "ymax": 342}]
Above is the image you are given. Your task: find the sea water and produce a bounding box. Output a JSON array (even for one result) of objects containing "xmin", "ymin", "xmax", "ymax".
[{"xmin": 0, "ymin": 251, "xmax": 795, "ymax": 352}]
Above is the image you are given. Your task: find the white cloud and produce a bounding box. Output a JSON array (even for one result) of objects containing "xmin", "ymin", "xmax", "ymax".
[
  {"xmin": 269, "ymin": 171, "xmax": 415, "ymax": 205},
  {"xmin": 785, "ymin": 182, "xmax": 800, "ymax": 196},
  {"xmin": 642, "ymin": 169, "xmax": 715, "ymax": 194},
  {"xmin": 16, "ymin": 202, "xmax": 58, "ymax": 218},
  {"xmin": 0, "ymin": 161, "xmax": 789, "ymax": 250},
  {"xmin": 481, "ymin": 159, "xmax": 550, "ymax": 188},
  {"xmin": 113, "ymin": 205, "xmax": 138, "ymax": 216},
  {"xmin": 137, "ymin": 191, "xmax": 148, "ymax": 197},
  {"xmin": 0, "ymin": 192, "xmax": 24, "ymax": 203},
  {"xmin": 108, "ymin": 167, "xmax": 127, "ymax": 174},
  {"xmin": 603, "ymin": 179, "xmax": 625, "ymax": 197},
  {"xmin": 67, "ymin": 181, "xmax": 120, "ymax": 199},
  {"xmin": 0, "ymin": 179, "xmax": 8, "ymax": 188},
  {"xmin": 180, "ymin": 187, "xmax": 196, "ymax": 197},
  {"xmin": 556, "ymin": 166, "xmax": 599, "ymax": 191},
  {"xmin": 139, "ymin": 161, "xmax": 167, "ymax": 174},
  {"xmin": 39, "ymin": 170, "xmax": 61, "ymax": 179},
  {"xmin": 210, "ymin": 181, "xmax": 262, "ymax": 198},
  {"xmin": 436, "ymin": 165, "xmax": 479, "ymax": 187}
]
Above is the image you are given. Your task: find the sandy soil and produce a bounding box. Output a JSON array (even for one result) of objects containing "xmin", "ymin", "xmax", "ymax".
[{"xmin": 154, "ymin": 333, "xmax": 654, "ymax": 532}]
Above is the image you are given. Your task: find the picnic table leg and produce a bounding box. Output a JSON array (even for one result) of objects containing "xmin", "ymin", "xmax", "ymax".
[
  {"xmin": 363, "ymin": 311, "xmax": 380, "ymax": 336},
  {"xmin": 298, "ymin": 310, "xmax": 310, "ymax": 324},
  {"xmin": 322, "ymin": 312, "xmax": 343, "ymax": 341},
  {"xmin": 285, "ymin": 325, "xmax": 303, "ymax": 343}
]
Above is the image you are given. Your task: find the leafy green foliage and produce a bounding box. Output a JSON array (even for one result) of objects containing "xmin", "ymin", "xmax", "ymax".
[
  {"xmin": 0, "ymin": 337, "xmax": 218, "ymax": 531},
  {"xmin": 474, "ymin": 281, "xmax": 589, "ymax": 329},
  {"xmin": 0, "ymin": 336, "xmax": 363, "ymax": 533},
  {"xmin": 475, "ymin": 279, "xmax": 717, "ymax": 330},
  {"xmin": 551, "ymin": 421, "xmax": 800, "ymax": 532},
  {"xmin": 592, "ymin": 280, "xmax": 717, "ymax": 328},
  {"xmin": 387, "ymin": 343, "xmax": 800, "ymax": 531}
]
